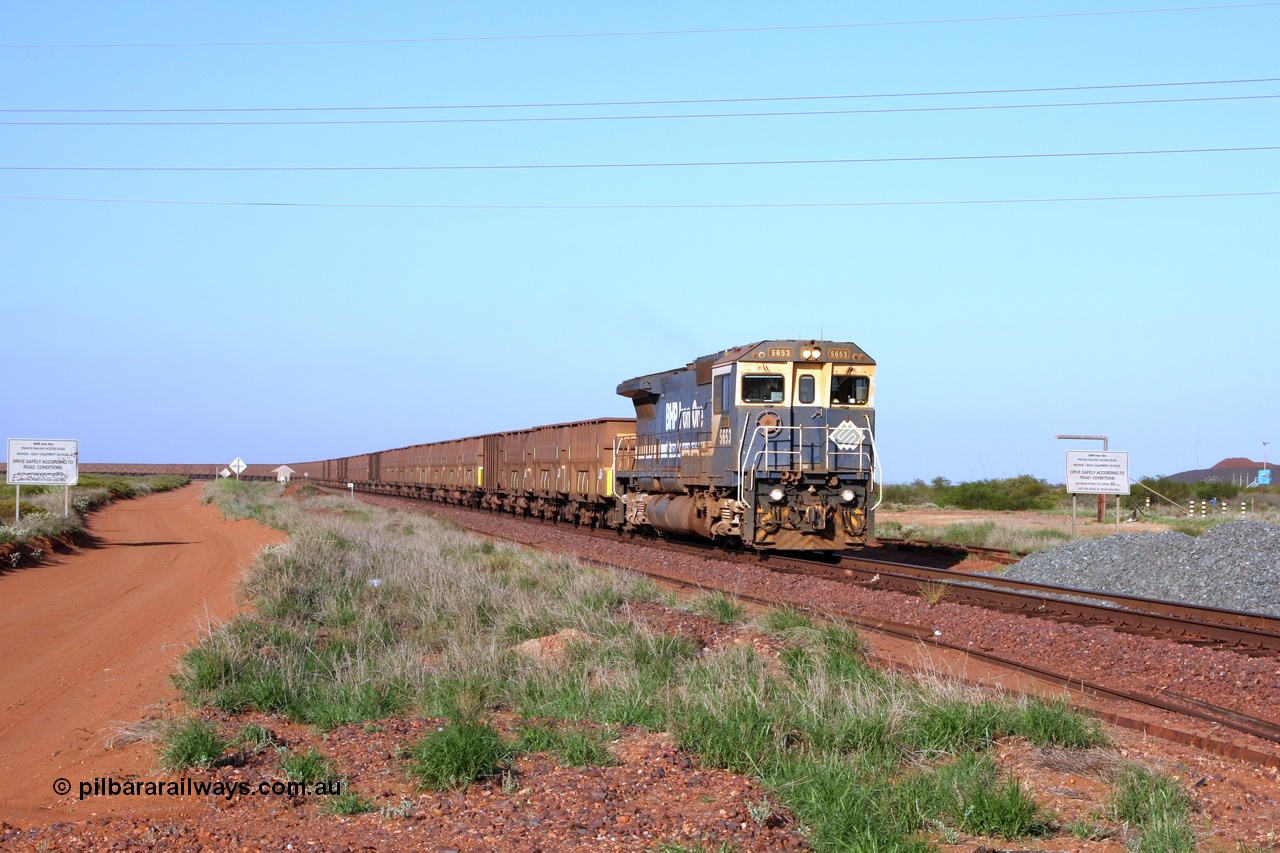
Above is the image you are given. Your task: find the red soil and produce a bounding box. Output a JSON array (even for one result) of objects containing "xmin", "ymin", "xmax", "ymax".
[{"xmin": 0, "ymin": 485, "xmax": 284, "ymax": 826}]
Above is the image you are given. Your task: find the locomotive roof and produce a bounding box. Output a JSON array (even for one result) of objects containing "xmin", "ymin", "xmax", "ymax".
[{"xmin": 617, "ymin": 339, "xmax": 874, "ymax": 398}]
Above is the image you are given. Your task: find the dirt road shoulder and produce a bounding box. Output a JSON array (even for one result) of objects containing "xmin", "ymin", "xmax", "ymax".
[{"xmin": 0, "ymin": 483, "xmax": 284, "ymax": 826}]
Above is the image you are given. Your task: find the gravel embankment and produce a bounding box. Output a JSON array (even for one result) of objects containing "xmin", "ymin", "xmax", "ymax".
[{"xmin": 1001, "ymin": 521, "xmax": 1280, "ymax": 615}]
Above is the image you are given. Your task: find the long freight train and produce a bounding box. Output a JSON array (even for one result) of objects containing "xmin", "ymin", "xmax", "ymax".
[{"xmin": 290, "ymin": 340, "xmax": 879, "ymax": 550}]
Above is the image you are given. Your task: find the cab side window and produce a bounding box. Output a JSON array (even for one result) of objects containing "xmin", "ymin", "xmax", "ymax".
[
  {"xmin": 742, "ymin": 375, "xmax": 784, "ymax": 403},
  {"xmin": 831, "ymin": 375, "xmax": 870, "ymax": 405},
  {"xmin": 713, "ymin": 374, "xmax": 731, "ymax": 414}
]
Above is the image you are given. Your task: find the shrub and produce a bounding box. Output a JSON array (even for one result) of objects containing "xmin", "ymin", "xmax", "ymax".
[
  {"xmin": 940, "ymin": 476, "xmax": 1057, "ymax": 511},
  {"xmin": 882, "ymin": 480, "xmax": 934, "ymax": 505},
  {"xmin": 883, "ymin": 475, "xmax": 1060, "ymax": 511},
  {"xmin": 0, "ymin": 500, "xmax": 42, "ymax": 524}
]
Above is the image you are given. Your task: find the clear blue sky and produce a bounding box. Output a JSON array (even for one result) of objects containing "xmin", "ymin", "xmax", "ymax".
[{"xmin": 3, "ymin": 2, "xmax": 1277, "ymax": 483}]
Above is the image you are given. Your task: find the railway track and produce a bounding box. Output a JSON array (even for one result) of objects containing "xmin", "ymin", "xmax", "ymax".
[
  {"xmin": 581, "ymin": 529, "xmax": 1280, "ymax": 655},
  {"xmin": 642, "ymin": 559, "xmax": 1280, "ymax": 763},
  {"xmin": 333, "ymin": 489, "xmax": 1280, "ymax": 767},
  {"xmin": 779, "ymin": 551, "xmax": 1280, "ymax": 654},
  {"xmin": 526, "ymin": 530, "xmax": 1280, "ymax": 765}
]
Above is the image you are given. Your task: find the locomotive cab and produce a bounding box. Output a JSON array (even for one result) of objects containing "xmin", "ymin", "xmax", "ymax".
[{"xmin": 615, "ymin": 340, "xmax": 879, "ymax": 551}]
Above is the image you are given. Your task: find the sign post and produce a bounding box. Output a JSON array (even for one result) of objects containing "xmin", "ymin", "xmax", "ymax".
[
  {"xmin": 1064, "ymin": 450, "xmax": 1131, "ymax": 536},
  {"xmin": 1056, "ymin": 434, "xmax": 1111, "ymax": 528},
  {"xmin": 7, "ymin": 439, "xmax": 79, "ymax": 522},
  {"xmin": 229, "ymin": 457, "xmax": 247, "ymax": 480}
]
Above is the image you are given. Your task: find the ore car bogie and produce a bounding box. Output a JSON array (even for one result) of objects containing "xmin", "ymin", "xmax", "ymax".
[{"xmin": 291, "ymin": 340, "xmax": 877, "ymax": 551}]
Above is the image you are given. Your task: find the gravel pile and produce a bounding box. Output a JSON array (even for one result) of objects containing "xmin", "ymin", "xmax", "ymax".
[{"xmin": 1002, "ymin": 520, "xmax": 1280, "ymax": 615}]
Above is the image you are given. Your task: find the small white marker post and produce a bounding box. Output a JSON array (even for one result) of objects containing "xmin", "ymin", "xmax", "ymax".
[{"xmin": 348, "ymin": 482, "xmax": 355, "ymax": 499}]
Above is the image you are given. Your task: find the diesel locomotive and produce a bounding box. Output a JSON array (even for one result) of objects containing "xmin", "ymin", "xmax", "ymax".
[{"xmin": 289, "ymin": 340, "xmax": 879, "ymax": 551}]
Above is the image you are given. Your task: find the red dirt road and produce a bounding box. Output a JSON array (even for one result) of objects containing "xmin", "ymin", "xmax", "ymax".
[{"xmin": 0, "ymin": 485, "xmax": 283, "ymax": 826}]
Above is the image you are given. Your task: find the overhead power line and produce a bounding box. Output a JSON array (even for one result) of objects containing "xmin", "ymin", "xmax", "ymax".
[
  {"xmin": 5, "ymin": 3, "xmax": 1277, "ymax": 48},
  {"xmin": 3, "ymin": 191, "xmax": 1278, "ymax": 209},
  {"xmin": 5, "ymin": 94, "xmax": 1277, "ymax": 126},
  {"xmin": 5, "ymin": 145, "xmax": 1276, "ymax": 172},
  {"xmin": 3, "ymin": 76, "xmax": 1276, "ymax": 114}
]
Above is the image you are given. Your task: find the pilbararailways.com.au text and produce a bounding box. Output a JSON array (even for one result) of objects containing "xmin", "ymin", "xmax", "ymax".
[{"xmin": 59, "ymin": 776, "xmax": 344, "ymax": 801}]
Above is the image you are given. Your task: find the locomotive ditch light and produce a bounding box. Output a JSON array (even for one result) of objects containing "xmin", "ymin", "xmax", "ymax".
[
  {"xmin": 840, "ymin": 489, "xmax": 856, "ymax": 502},
  {"xmin": 769, "ymin": 487, "xmax": 786, "ymax": 503}
]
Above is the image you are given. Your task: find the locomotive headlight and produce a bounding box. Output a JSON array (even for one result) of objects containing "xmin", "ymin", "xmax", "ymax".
[
  {"xmin": 810, "ymin": 348, "xmax": 822, "ymax": 360},
  {"xmin": 800, "ymin": 347, "xmax": 823, "ymax": 360},
  {"xmin": 801, "ymin": 348, "xmax": 812, "ymax": 359},
  {"xmin": 769, "ymin": 487, "xmax": 786, "ymax": 503},
  {"xmin": 841, "ymin": 488, "xmax": 856, "ymax": 503}
]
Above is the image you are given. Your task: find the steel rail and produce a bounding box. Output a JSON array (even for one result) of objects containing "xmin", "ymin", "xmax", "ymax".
[
  {"xmin": 766, "ymin": 552, "xmax": 1280, "ymax": 653},
  {"xmin": 847, "ymin": 549, "xmax": 1280, "ymax": 631}
]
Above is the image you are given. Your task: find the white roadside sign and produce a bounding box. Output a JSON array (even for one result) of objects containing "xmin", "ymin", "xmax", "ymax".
[
  {"xmin": 7, "ymin": 438, "xmax": 79, "ymax": 486},
  {"xmin": 230, "ymin": 457, "xmax": 247, "ymax": 476},
  {"xmin": 1065, "ymin": 450, "xmax": 1130, "ymax": 495}
]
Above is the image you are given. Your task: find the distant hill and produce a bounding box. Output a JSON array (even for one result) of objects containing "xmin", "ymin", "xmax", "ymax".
[
  {"xmin": 1166, "ymin": 458, "xmax": 1271, "ymax": 485},
  {"xmin": 1213, "ymin": 457, "xmax": 1264, "ymax": 469}
]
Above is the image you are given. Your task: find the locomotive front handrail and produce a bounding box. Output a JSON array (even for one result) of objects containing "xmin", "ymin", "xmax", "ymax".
[{"xmin": 737, "ymin": 418, "xmax": 876, "ymax": 504}]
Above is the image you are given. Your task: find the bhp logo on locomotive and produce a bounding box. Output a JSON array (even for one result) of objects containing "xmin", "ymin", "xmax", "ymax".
[{"xmin": 664, "ymin": 401, "xmax": 704, "ymax": 432}]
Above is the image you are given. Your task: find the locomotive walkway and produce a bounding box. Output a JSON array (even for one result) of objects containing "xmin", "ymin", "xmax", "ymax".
[{"xmin": 0, "ymin": 485, "xmax": 283, "ymax": 826}]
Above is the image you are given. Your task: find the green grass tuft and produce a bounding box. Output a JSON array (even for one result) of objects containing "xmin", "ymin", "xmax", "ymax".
[
  {"xmin": 690, "ymin": 592, "xmax": 747, "ymax": 625},
  {"xmin": 327, "ymin": 789, "xmax": 378, "ymax": 815},
  {"xmin": 160, "ymin": 717, "xmax": 228, "ymax": 771},
  {"xmin": 280, "ymin": 748, "xmax": 332, "ymax": 785},
  {"xmin": 1109, "ymin": 765, "xmax": 1197, "ymax": 852},
  {"xmin": 406, "ymin": 720, "xmax": 515, "ymax": 790}
]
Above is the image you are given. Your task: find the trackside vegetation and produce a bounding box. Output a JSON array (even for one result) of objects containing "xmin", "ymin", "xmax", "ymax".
[
  {"xmin": 883, "ymin": 474, "xmax": 1278, "ymax": 516},
  {"xmin": 177, "ymin": 479, "xmax": 1201, "ymax": 851},
  {"xmin": 882, "ymin": 476, "xmax": 1058, "ymax": 512},
  {"xmin": 879, "ymin": 474, "xmax": 1280, "ymax": 553}
]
